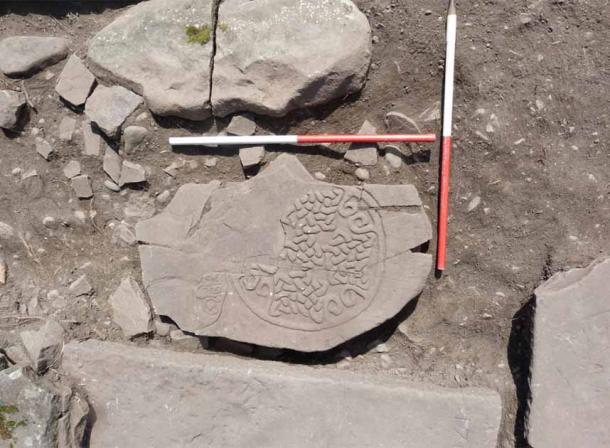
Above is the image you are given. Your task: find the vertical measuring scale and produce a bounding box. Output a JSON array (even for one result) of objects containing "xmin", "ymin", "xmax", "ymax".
[{"xmin": 437, "ymin": 0, "xmax": 457, "ymax": 272}]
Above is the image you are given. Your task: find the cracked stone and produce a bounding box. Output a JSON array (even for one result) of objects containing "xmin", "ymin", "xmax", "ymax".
[
  {"xmin": 239, "ymin": 146, "xmax": 265, "ymax": 169},
  {"xmin": 0, "ymin": 89, "xmax": 26, "ymax": 130},
  {"xmin": 87, "ymin": 0, "xmax": 213, "ymax": 120},
  {"xmin": 58, "ymin": 116, "xmax": 77, "ymax": 142},
  {"xmin": 527, "ymin": 257, "xmax": 610, "ymax": 447},
  {"xmin": 0, "ymin": 36, "xmax": 69, "ymax": 77},
  {"xmin": 35, "ymin": 137, "xmax": 54, "ymax": 160},
  {"xmin": 63, "ymin": 160, "xmax": 81, "ymax": 179},
  {"xmin": 19, "ymin": 319, "xmax": 65, "ymax": 374},
  {"xmin": 344, "ymin": 120, "xmax": 378, "ymax": 166},
  {"xmin": 62, "ymin": 340, "xmax": 502, "ymax": 447},
  {"xmin": 212, "ymin": 0, "xmax": 371, "ymax": 117},
  {"xmin": 119, "ymin": 160, "xmax": 146, "ymax": 186},
  {"xmin": 226, "ymin": 114, "xmax": 256, "ymax": 136},
  {"xmin": 109, "ymin": 277, "xmax": 153, "ymax": 338},
  {"xmin": 71, "ymin": 174, "xmax": 93, "ymax": 199},
  {"xmin": 55, "ymin": 54, "xmax": 96, "ymax": 107},
  {"xmin": 135, "ymin": 155, "xmax": 432, "ymax": 351},
  {"xmin": 85, "ymin": 85, "xmax": 142, "ymax": 138}
]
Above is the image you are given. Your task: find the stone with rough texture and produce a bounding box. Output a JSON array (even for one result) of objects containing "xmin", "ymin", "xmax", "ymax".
[
  {"xmin": 71, "ymin": 174, "xmax": 93, "ymax": 199},
  {"xmin": 355, "ymin": 167, "xmax": 370, "ymax": 181},
  {"xmin": 69, "ymin": 274, "xmax": 93, "ymax": 296},
  {"xmin": 122, "ymin": 125, "xmax": 148, "ymax": 152},
  {"xmin": 344, "ymin": 120, "xmax": 378, "ymax": 166},
  {"xmin": 527, "ymin": 257, "xmax": 610, "ymax": 448},
  {"xmin": 19, "ymin": 319, "xmax": 65, "ymax": 374},
  {"xmin": 119, "ymin": 160, "xmax": 147, "ymax": 186},
  {"xmin": 87, "ymin": 0, "xmax": 213, "ymax": 120},
  {"xmin": 62, "ymin": 340, "xmax": 501, "ymax": 447},
  {"xmin": 85, "ymin": 85, "xmax": 142, "ymax": 138},
  {"xmin": 212, "ymin": 0, "xmax": 371, "ymax": 117},
  {"xmin": 136, "ymin": 155, "xmax": 432, "ymax": 351},
  {"xmin": 82, "ymin": 120, "xmax": 103, "ymax": 156},
  {"xmin": 55, "ymin": 54, "xmax": 96, "ymax": 107},
  {"xmin": 0, "ymin": 36, "xmax": 69, "ymax": 77},
  {"xmin": 383, "ymin": 144, "xmax": 403, "ymax": 170},
  {"xmin": 63, "ymin": 160, "xmax": 81, "ymax": 179},
  {"xmin": 384, "ymin": 111, "xmax": 421, "ymax": 134},
  {"xmin": 58, "ymin": 116, "xmax": 77, "ymax": 142},
  {"xmin": 239, "ymin": 146, "xmax": 265, "ymax": 169},
  {"xmin": 35, "ymin": 138, "xmax": 54, "ymax": 160},
  {"xmin": 226, "ymin": 114, "xmax": 256, "ymax": 136},
  {"xmin": 103, "ymin": 147, "xmax": 122, "ymax": 184},
  {"xmin": 109, "ymin": 277, "xmax": 153, "ymax": 338},
  {"xmin": 0, "ymin": 89, "xmax": 26, "ymax": 130}
]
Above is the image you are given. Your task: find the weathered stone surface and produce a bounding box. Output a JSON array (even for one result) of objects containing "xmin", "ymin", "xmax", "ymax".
[
  {"xmin": 58, "ymin": 116, "xmax": 77, "ymax": 142},
  {"xmin": 383, "ymin": 144, "xmax": 403, "ymax": 170},
  {"xmin": 82, "ymin": 119, "xmax": 103, "ymax": 156},
  {"xmin": 355, "ymin": 167, "xmax": 370, "ymax": 181},
  {"xmin": 35, "ymin": 138, "xmax": 54, "ymax": 160},
  {"xmin": 19, "ymin": 319, "xmax": 65, "ymax": 374},
  {"xmin": 62, "ymin": 340, "xmax": 501, "ymax": 447},
  {"xmin": 226, "ymin": 114, "xmax": 256, "ymax": 136},
  {"xmin": 0, "ymin": 89, "xmax": 26, "ymax": 130},
  {"xmin": 87, "ymin": 0, "xmax": 213, "ymax": 120},
  {"xmin": 344, "ymin": 120, "xmax": 378, "ymax": 166},
  {"xmin": 212, "ymin": 0, "xmax": 372, "ymax": 117},
  {"xmin": 71, "ymin": 174, "xmax": 93, "ymax": 199},
  {"xmin": 103, "ymin": 146, "xmax": 122, "ymax": 184},
  {"xmin": 84, "ymin": 85, "xmax": 142, "ymax": 138},
  {"xmin": 63, "ymin": 160, "xmax": 81, "ymax": 179},
  {"xmin": 136, "ymin": 155, "xmax": 432, "ymax": 351},
  {"xmin": 119, "ymin": 160, "xmax": 147, "ymax": 186},
  {"xmin": 0, "ymin": 36, "xmax": 69, "ymax": 77},
  {"xmin": 55, "ymin": 54, "xmax": 96, "ymax": 107},
  {"xmin": 109, "ymin": 277, "xmax": 153, "ymax": 338},
  {"xmin": 69, "ymin": 274, "xmax": 93, "ymax": 296},
  {"xmin": 239, "ymin": 146, "xmax": 265, "ymax": 169},
  {"xmin": 527, "ymin": 257, "xmax": 610, "ymax": 447},
  {"xmin": 122, "ymin": 125, "xmax": 148, "ymax": 152}
]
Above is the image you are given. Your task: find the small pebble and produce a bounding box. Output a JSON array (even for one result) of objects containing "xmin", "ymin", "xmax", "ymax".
[
  {"xmin": 156, "ymin": 190, "xmax": 171, "ymax": 204},
  {"xmin": 42, "ymin": 216, "xmax": 56, "ymax": 228},
  {"xmin": 467, "ymin": 196, "xmax": 481, "ymax": 212},
  {"xmin": 355, "ymin": 168, "xmax": 370, "ymax": 181},
  {"xmin": 314, "ymin": 172, "xmax": 326, "ymax": 181},
  {"xmin": 204, "ymin": 157, "xmax": 218, "ymax": 168}
]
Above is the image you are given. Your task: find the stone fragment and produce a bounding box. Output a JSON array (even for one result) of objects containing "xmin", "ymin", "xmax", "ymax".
[
  {"xmin": 467, "ymin": 196, "xmax": 481, "ymax": 212},
  {"xmin": 58, "ymin": 116, "xmax": 77, "ymax": 142},
  {"xmin": 85, "ymin": 85, "xmax": 142, "ymax": 138},
  {"xmin": 82, "ymin": 119, "xmax": 103, "ymax": 156},
  {"xmin": 344, "ymin": 120, "xmax": 378, "ymax": 166},
  {"xmin": 69, "ymin": 274, "xmax": 93, "ymax": 296},
  {"xmin": 169, "ymin": 330, "xmax": 204, "ymax": 350},
  {"xmin": 527, "ymin": 257, "xmax": 610, "ymax": 447},
  {"xmin": 71, "ymin": 174, "xmax": 93, "ymax": 199},
  {"xmin": 35, "ymin": 137, "xmax": 54, "ymax": 160},
  {"xmin": 0, "ymin": 36, "xmax": 69, "ymax": 76},
  {"xmin": 204, "ymin": 157, "xmax": 218, "ymax": 168},
  {"xmin": 103, "ymin": 146, "xmax": 122, "ymax": 184},
  {"xmin": 0, "ymin": 366, "xmax": 63, "ymax": 446},
  {"xmin": 104, "ymin": 179, "xmax": 121, "ymax": 192},
  {"xmin": 239, "ymin": 146, "xmax": 265, "ymax": 169},
  {"xmin": 154, "ymin": 319, "xmax": 176, "ymax": 337},
  {"xmin": 0, "ymin": 256, "xmax": 7, "ymax": 285},
  {"xmin": 63, "ymin": 340, "xmax": 502, "ymax": 447},
  {"xmin": 314, "ymin": 172, "xmax": 326, "ymax": 181},
  {"xmin": 19, "ymin": 319, "xmax": 65, "ymax": 373},
  {"xmin": 384, "ymin": 111, "xmax": 421, "ymax": 134},
  {"xmin": 136, "ymin": 155, "xmax": 432, "ymax": 351},
  {"xmin": 383, "ymin": 144, "xmax": 403, "ymax": 170},
  {"xmin": 21, "ymin": 169, "xmax": 44, "ymax": 198},
  {"xmin": 122, "ymin": 125, "xmax": 148, "ymax": 152},
  {"xmin": 63, "ymin": 160, "xmax": 81, "ymax": 179},
  {"xmin": 109, "ymin": 277, "xmax": 153, "ymax": 338},
  {"xmin": 226, "ymin": 114, "xmax": 256, "ymax": 136},
  {"xmin": 212, "ymin": 0, "xmax": 372, "ymax": 117},
  {"xmin": 355, "ymin": 167, "xmax": 370, "ymax": 181},
  {"xmin": 111, "ymin": 222, "xmax": 137, "ymax": 247},
  {"xmin": 119, "ymin": 160, "xmax": 147, "ymax": 186},
  {"xmin": 55, "ymin": 54, "xmax": 96, "ymax": 107},
  {"xmin": 0, "ymin": 89, "xmax": 26, "ymax": 130},
  {"xmin": 42, "ymin": 216, "xmax": 56, "ymax": 228},
  {"xmin": 87, "ymin": 0, "xmax": 213, "ymax": 120},
  {"xmin": 156, "ymin": 190, "xmax": 171, "ymax": 204}
]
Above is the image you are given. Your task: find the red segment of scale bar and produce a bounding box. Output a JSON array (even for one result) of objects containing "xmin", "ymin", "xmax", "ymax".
[{"xmin": 297, "ymin": 134, "xmax": 437, "ymax": 144}]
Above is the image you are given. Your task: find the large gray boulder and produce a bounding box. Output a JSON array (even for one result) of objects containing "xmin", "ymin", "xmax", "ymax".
[
  {"xmin": 0, "ymin": 36, "xmax": 69, "ymax": 77},
  {"xmin": 527, "ymin": 257, "xmax": 610, "ymax": 447},
  {"xmin": 136, "ymin": 155, "xmax": 432, "ymax": 351},
  {"xmin": 212, "ymin": 0, "xmax": 372, "ymax": 117},
  {"xmin": 62, "ymin": 340, "xmax": 502, "ymax": 448},
  {"xmin": 87, "ymin": 0, "xmax": 214, "ymax": 120}
]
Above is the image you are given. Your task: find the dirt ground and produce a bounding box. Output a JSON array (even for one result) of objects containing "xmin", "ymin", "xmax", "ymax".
[{"xmin": 0, "ymin": 1, "xmax": 608, "ymax": 447}]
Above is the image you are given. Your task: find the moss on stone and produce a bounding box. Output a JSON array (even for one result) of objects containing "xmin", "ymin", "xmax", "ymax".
[
  {"xmin": 0, "ymin": 404, "xmax": 26, "ymax": 443},
  {"xmin": 185, "ymin": 24, "xmax": 212, "ymax": 45}
]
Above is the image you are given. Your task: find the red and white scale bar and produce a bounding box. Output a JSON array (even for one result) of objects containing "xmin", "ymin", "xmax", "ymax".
[
  {"xmin": 169, "ymin": 134, "xmax": 437, "ymax": 146},
  {"xmin": 436, "ymin": 0, "xmax": 457, "ymax": 272}
]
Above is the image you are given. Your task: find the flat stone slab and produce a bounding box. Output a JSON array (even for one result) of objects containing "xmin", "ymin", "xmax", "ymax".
[
  {"xmin": 87, "ymin": 0, "xmax": 213, "ymax": 120},
  {"xmin": 527, "ymin": 257, "xmax": 610, "ymax": 447},
  {"xmin": 62, "ymin": 340, "xmax": 502, "ymax": 448},
  {"xmin": 0, "ymin": 36, "xmax": 69, "ymax": 77},
  {"xmin": 55, "ymin": 54, "xmax": 96, "ymax": 107},
  {"xmin": 212, "ymin": 0, "xmax": 371, "ymax": 117},
  {"xmin": 136, "ymin": 155, "xmax": 432, "ymax": 351},
  {"xmin": 85, "ymin": 85, "xmax": 143, "ymax": 138}
]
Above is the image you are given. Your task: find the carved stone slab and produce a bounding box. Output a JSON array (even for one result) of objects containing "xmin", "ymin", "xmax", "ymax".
[
  {"xmin": 527, "ymin": 257, "xmax": 610, "ymax": 447},
  {"xmin": 63, "ymin": 340, "xmax": 502, "ymax": 447},
  {"xmin": 136, "ymin": 155, "xmax": 432, "ymax": 351}
]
